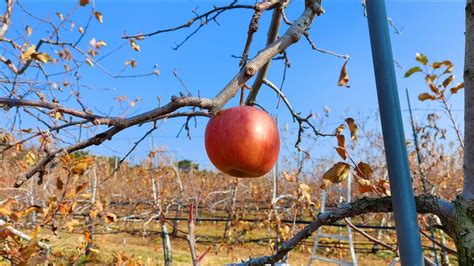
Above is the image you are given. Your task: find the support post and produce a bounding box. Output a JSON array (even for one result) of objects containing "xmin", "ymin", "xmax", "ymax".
[{"xmin": 365, "ymin": 1, "xmax": 423, "ymax": 265}]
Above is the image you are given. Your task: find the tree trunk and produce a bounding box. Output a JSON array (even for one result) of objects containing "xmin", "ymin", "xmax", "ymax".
[{"xmin": 455, "ymin": 1, "xmax": 474, "ymax": 264}]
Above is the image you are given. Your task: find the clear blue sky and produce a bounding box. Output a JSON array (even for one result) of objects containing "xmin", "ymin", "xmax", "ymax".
[{"xmin": 6, "ymin": 0, "xmax": 466, "ymax": 169}]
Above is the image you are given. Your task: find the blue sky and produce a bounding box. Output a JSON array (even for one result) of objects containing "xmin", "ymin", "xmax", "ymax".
[{"xmin": 5, "ymin": 0, "xmax": 466, "ymax": 169}]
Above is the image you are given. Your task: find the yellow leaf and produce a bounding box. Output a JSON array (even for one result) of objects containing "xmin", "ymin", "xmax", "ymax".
[
  {"xmin": 25, "ymin": 151, "xmax": 36, "ymax": 166},
  {"xmin": 322, "ymin": 162, "xmax": 350, "ymax": 184},
  {"xmin": 54, "ymin": 111, "xmax": 62, "ymax": 120},
  {"xmin": 32, "ymin": 52, "xmax": 53, "ymax": 63},
  {"xmin": 337, "ymin": 60, "xmax": 350, "ymax": 87},
  {"xmin": 21, "ymin": 45, "xmax": 36, "ymax": 61},
  {"xmin": 415, "ymin": 52, "xmax": 428, "ymax": 65},
  {"xmin": 94, "ymin": 11, "xmax": 103, "ymax": 23},
  {"xmin": 0, "ymin": 198, "xmax": 14, "ymax": 216}
]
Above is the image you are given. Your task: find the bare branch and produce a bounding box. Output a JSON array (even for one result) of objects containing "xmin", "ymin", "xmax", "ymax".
[
  {"xmin": 12, "ymin": 0, "xmax": 326, "ymax": 187},
  {"xmin": 302, "ymin": 31, "xmax": 350, "ymax": 59},
  {"xmin": 262, "ymin": 79, "xmax": 335, "ymax": 152},
  {"xmin": 245, "ymin": 2, "xmax": 283, "ymax": 103},
  {"xmin": 0, "ymin": 0, "xmax": 14, "ymax": 39},
  {"xmin": 123, "ymin": 2, "xmax": 258, "ymax": 40},
  {"xmin": 0, "ymin": 219, "xmax": 50, "ymax": 251},
  {"xmin": 234, "ymin": 194, "xmax": 453, "ymax": 265}
]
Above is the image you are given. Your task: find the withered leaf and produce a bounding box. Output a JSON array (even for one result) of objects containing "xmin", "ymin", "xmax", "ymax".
[
  {"xmin": 322, "ymin": 162, "xmax": 350, "ymax": 184},
  {"xmin": 355, "ymin": 177, "xmax": 373, "ymax": 193},
  {"xmin": 355, "ymin": 162, "xmax": 373, "ymax": 179},
  {"xmin": 283, "ymin": 171, "xmax": 296, "ymax": 182},
  {"xmin": 418, "ymin": 92, "xmax": 436, "ymax": 101},
  {"xmin": 335, "ymin": 147, "xmax": 346, "ymax": 160},
  {"xmin": 442, "ymin": 75, "xmax": 454, "ymax": 88},
  {"xmin": 345, "ymin": 118, "xmax": 358, "ymax": 140},
  {"xmin": 337, "ymin": 60, "xmax": 350, "ymax": 87},
  {"xmin": 450, "ymin": 82, "xmax": 464, "ymax": 94},
  {"xmin": 425, "ymin": 75, "xmax": 439, "ymax": 94},
  {"xmin": 94, "ymin": 11, "xmax": 103, "ymax": 23}
]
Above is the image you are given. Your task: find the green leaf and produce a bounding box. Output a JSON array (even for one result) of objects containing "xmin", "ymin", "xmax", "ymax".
[
  {"xmin": 404, "ymin": 66, "xmax": 422, "ymax": 78},
  {"xmin": 416, "ymin": 53, "xmax": 428, "ymax": 65}
]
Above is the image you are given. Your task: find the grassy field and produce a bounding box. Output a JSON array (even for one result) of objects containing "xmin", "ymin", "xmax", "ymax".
[{"xmin": 30, "ymin": 220, "xmax": 445, "ymax": 265}]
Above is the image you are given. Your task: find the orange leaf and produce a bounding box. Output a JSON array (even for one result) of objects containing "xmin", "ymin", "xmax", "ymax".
[
  {"xmin": 337, "ymin": 60, "xmax": 350, "ymax": 87},
  {"xmin": 355, "ymin": 162, "xmax": 373, "ymax": 179}
]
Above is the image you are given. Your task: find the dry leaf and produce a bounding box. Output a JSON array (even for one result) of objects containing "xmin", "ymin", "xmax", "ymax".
[
  {"xmin": 442, "ymin": 75, "xmax": 454, "ymax": 88},
  {"xmin": 345, "ymin": 118, "xmax": 358, "ymax": 140},
  {"xmin": 376, "ymin": 179, "xmax": 391, "ymax": 196},
  {"xmin": 80, "ymin": 0, "xmax": 90, "ymax": 6},
  {"xmin": 283, "ymin": 171, "xmax": 296, "ymax": 182},
  {"xmin": 129, "ymin": 39, "xmax": 140, "ymax": 52},
  {"xmin": 85, "ymin": 58, "xmax": 94, "ymax": 67},
  {"xmin": 450, "ymin": 82, "xmax": 464, "ymax": 94},
  {"xmin": 104, "ymin": 213, "xmax": 117, "ymax": 224},
  {"xmin": 25, "ymin": 26, "xmax": 33, "ymax": 36},
  {"xmin": 355, "ymin": 162, "xmax": 373, "ymax": 179},
  {"xmin": 335, "ymin": 124, "xmax": 345, "ymax": 135},
  {"xmin": 322, "ymin": 162, "xmax": 350, "ymax": 184},
  {"xmin": 21, "ymin": 45, "xmax": 36, "ymax": 61},
  {"xmin": 335, "ymin": 147, "xmax": 346, "ymax": 160},
  {"xmin": 337, "ymin": 60, "xmax": 350, "ymax": 87},
  {"xmin": 425, "ymin": 75, "xmax": 439, "ymax": 94},
  {"xmin": 355, "ymin": 177, "xmax": 373, "ymax": 193},
  {"xmin": 94, "ymin": 11, "xmax": 103, "ymax": 23},
  {"xmin": 337, "ymin": 134, "xmax": 345, "ymax": 147},
  {"xmin": 418, "ymin": 92, "xmax": 436, "ymax": 101}
]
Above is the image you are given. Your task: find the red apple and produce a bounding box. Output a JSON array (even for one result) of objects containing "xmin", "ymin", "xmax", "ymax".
[{"xmin": 205, "ymin": 106, "xmax": 280, "ymax": 177}]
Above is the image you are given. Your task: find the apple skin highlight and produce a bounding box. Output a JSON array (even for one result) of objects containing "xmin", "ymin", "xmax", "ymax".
[{"xmin": 205, "ymin": 106, "xmax": 280, "ymax": 178}]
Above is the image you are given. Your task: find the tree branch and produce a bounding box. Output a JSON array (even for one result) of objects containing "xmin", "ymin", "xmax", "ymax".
[
  {"xmin": 234, "ymin": 194, "xmax": 453, "ymax": 265},
  {"xmin": 12, "ymin": 0, "xmax": 326, "ymax": 187},
  {"xmin": 0, "ymin": 0, "xmax": 14, "ymax": 40}
]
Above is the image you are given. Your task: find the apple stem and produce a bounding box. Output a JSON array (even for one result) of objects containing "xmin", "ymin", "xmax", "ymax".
[{"xmin": 239, "ymin": 87, "xmax": 245, "ymax": 106}]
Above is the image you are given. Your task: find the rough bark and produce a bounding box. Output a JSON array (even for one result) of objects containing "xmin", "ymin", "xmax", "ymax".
[{"xmin": 454, "ymin": 1, "xmax": 474, "ymax": 264}]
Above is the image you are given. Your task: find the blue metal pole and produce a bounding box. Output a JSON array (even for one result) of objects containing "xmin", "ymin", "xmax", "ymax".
[{"xmin": 365, "ymin": 1, "xmax": 423, "ymax": 265}]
